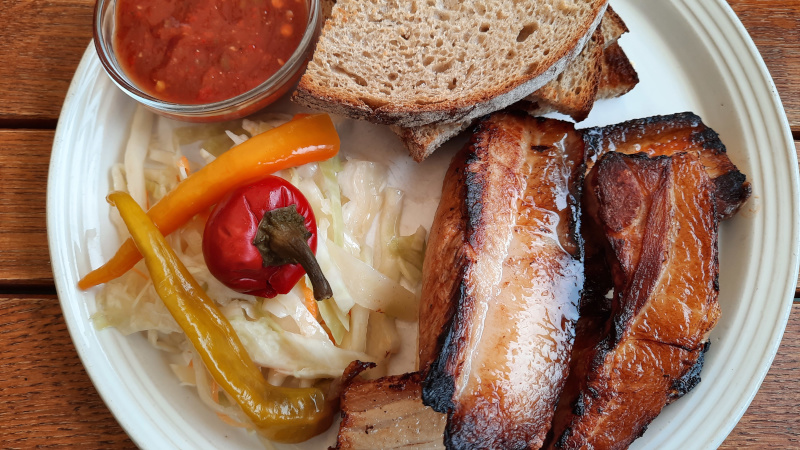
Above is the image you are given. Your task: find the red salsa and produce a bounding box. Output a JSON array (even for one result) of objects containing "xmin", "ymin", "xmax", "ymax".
[{"xmin": 114, "ymin": 0, "xmax": 307, "ymax": 104}]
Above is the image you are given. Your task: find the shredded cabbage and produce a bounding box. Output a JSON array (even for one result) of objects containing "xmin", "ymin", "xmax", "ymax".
[
  {"xmin": 326, "ymin": 239, "xmax": 418, "ymax": 321},
  {"xmin": 229, "ymin": 315, "xmax": 371, "ymax": 379},
  {"xmin": 363, "ymin": 310, "xmax": 401, "ymax": 379},
  {"xmin": 123, "ymin": 104, "xmax": 153, "ymax": 208},
  {"xmin": 340, "ymin": 160, "xmax": 387, "ymax": 246},
  {"xmin": 93, "ymin": 110, "xmax": 428, "ymax": 439},
  {"xmin": 318, "ymin": 157, "xmax": 346, "ymax": 247},
  {"xmin": 260, "ymin": 284, "xmax": 329, "ymax": 341},
  {"xmin": 375, "ymin": 188, "xmax": 404, "ymax": 282}
]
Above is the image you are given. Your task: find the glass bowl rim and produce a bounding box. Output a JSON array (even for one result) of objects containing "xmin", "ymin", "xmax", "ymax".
[{"xmin": 92, "ymin": 0, "xmax": 321, "ymax": 116}]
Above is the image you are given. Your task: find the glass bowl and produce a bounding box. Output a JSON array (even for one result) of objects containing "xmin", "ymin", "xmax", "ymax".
[{"xmin": 93, "ymin": 0, "xmax": 321, "ymax": 123}]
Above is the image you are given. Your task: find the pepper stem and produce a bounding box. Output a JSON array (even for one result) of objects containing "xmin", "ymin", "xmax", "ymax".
[{"xmin": 253, "ymin": 205, "xmax": 333, "ymax": 301}]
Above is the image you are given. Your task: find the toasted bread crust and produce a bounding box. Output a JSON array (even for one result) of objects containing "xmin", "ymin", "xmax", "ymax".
[
  {"xmin": 293, "ymin": 1, "xmax": 609, "ymax": 127},
  {"xmin": 597, "ymin": 42, "xmax": 639, "ymax": 99},
  {"xmin": 527, "ymin": 27, "xmax": 604, "ymax": 122},
  {"xmin": 600, "ymin": 5, "xmax": 629, "ymax": 48}
]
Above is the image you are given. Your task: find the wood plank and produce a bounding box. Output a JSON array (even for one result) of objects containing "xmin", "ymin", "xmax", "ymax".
[
  {"xmin": 0, "ymin": 0, "xmax": 796, "ymax": 131},
  {"xmin": 0, "ymin": 130, "xmax": 55, "ymax": 286},
  {"xmin": 728, "ymin": 0, "xmax": 800, "ymax": 133},
  {"xmin": 0, "ymin": 0, "xmax": 94, "ymax": 123},
  {"xmin": 797, "ymin": 141, "xmax": 800, "ymax": 297},
  {"xmin": 0, "ymin": 300, "xmax": 796, "ymax": 446},
  {"xmin": 721, "ymin": 301, "xmax": 800, "ymax": 447},
  {"xmin": 1, "ymin": 130, "xmax": 790, "ymax": 291},
  {"xmin": 0, "ymin": 132, "xmax": 795, "ymax": 294},
  {"xmin": 0, "ymin": 296, "xmax": 134, "ymax": 447}
]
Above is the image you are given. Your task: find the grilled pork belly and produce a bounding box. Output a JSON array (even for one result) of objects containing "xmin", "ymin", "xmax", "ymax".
[
  {"xmin": 420, "ymin": 112, "xmax": 585, "ymax": 449},
  {"xmin": 582, "ymin": 112, "xmax": 750, "ymax": 219},
  {"xmin": 335, "ymin": 371, "xmax": 444, "ymax": 449},
  {"xmin": 337, "ymin": 112, "xmax": 586, "ymax": 450},
  {"xmin": 548, "ymin": 152, "xmax": 721, "ymax": 449}
]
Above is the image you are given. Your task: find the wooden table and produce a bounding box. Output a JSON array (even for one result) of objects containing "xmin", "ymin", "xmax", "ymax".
[{"xmin": 0, "ymin": 0, "xmax": 797, "ymax": 447}]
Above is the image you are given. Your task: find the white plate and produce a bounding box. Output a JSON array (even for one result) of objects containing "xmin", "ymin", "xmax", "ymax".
[{"xmin": 48, "ymin": 0, "xmax": 799, "ymax": 448}]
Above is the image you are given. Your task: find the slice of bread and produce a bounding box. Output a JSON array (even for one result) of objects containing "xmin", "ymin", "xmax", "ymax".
[
  {"xmin": 599, "ymin": 5, "xmax": 629, "ymax": 48},
  {"xmin": 524, "ymin": 4, "xmax": 627, "ymax": 120},
  {"xmin": 390, "ymin": 121, "xmax": 473, "ymax": 163},
  {"xmin": 396, "ymin": 6, "xmax": 636, "ymax": 162},
  {"xmin": 525, "ymin": 27, "xmax": 604, "ymax": 122},
  {"xmin": 598, "ymin": 42, "xmax": 639, "ymax": 98},
  {"xmin": 293, "ymin": 0, "xmax": 609, "ymax": 127},
  {"xmin": 392, "ymin": 30, "xmax": 602, "ymax": 163}
]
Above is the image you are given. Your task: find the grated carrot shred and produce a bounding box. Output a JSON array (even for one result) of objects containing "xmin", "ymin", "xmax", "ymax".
[
  {"xmin": 216, "ymin": 411, "xmax": 249, "ymax": 428},
  {"xmin": 131, "ymin": 267, "xmax": 149, "ymax": 280},
  {"xmin": 300, "ymin": 278, "xmax": 319, "ymax": 319},
  {"xmin": 300, "ymin": 277, "xmax": 322, "ymax": 322},
  {"xmin": 209, "ymin": 379, "xmax": 249, "ymax": 428},
  {"xmin": 177, "ymin": 156, "xmax": 191, "ymax": 180},
  {"xmin": 301, "ymin": 278, "xmax": 335, "ymax": 341}
]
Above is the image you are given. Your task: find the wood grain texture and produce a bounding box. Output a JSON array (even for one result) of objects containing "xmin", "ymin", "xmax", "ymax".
[
  {"xmin": 0, "ymin": 296, "xmax": 134, "ymax": 448},
  {"xmin": 728, "ymin": 0, "xmax": 800, "ymax": 133},
  {"xmin": 797, "ymin": 141, "xmax": 800, "ymax": 297},
  {"xmin": 0, "ymin": 0, "xmax": 94, "ymax": 123},
  {"xmin": 0, "ymin": 0, "xmax": 796, "ymax": 447},
  {"xmin": 0, "ymin": 130, "xmax": 55, "ymax": 286},
  {"xmin": 0, "ymin": 0, "xmax": 795, "ymax": 131},
  {"xmin": 721, "ymin": 302, "xmax": 800, "ymax": 447},
  {"xmin": 0, "ymin": 302, "xmax": 795, "ymax": 448}
]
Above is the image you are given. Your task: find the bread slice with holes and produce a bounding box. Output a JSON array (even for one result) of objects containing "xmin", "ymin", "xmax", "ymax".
[
  {"xmin": 293, "ymin": 0, "xmax": 609, "ymax": 127},
  {"xmin": 391, "ymin": 29, "xmax": 603, "ymax": 163},
  {"xmin": 525, "ymin": 26, "xmax": 604, "ymax": 122},
  {"xmin": 598, "ymin": 42, "xmax": 639, "ymax": 98},
  {"xmin": 599, "ymin": 4, "xmax": 628, "ymax": 46},
  {"xmin": 394, "ymin": 7, "xmax": 638, "ymax": 162}
]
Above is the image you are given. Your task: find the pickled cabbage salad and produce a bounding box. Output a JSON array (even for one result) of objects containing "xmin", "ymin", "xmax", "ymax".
[{"xmin": 90, "ymin": 105, "xmax": 425, "ymax": 440}]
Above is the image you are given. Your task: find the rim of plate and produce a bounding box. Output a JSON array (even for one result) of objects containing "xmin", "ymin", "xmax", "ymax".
[
  {"xmin": 48, "ymin": 47, "xmax": 173, "ymax": 449},
  {"xmin": 642, "ymin": 0, "xmax": 799, "ymax": 446},
  {"xmin": 47, "ymin": 0, "xmax": 799, "ymax": 448}
]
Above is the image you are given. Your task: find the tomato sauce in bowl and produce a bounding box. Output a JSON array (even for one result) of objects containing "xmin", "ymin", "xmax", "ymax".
[{"xmin": 114, "ymin": 0, "xmax": 308, "ymax": 105}]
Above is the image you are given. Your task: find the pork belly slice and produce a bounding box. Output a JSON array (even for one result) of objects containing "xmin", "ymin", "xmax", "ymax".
[
  {"xmin": 582, "ymin": 112, "xmax": 750, "ymax": 219},
  {"xmin": 548, "ymin": 152, "xmax": 721, "ymax": 450},
  {"xmin": 420, "ymin": 112, "xmax": 585, "ymax": 449},
  {"xmin": 335, "ymin": 370, "xmax": 445, "ymax": 450}
]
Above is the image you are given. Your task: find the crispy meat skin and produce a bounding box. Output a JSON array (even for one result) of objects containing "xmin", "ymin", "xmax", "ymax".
[
  {"xmin": 421, "ymin": 112, "xmax": 585, "ymax": 449},
  {"xmin": 582, "ymin": 112, "xmax": 750, "ymax": 219},
  {"xmin": 417, "ymin": 143, "xmax": 471, "ymax": 372},
  {"xmin": 548, "ymin": 152, "xmax": 720, "ymax": 449}
]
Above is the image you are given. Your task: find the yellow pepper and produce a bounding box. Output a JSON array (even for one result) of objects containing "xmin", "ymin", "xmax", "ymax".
[
  {"xmin": 79, "ymin": 113, "xmax": 340, "ymax": 290},
  {"xmin": 108, "ymin": 191, "xmax": 335, "ymax": 442}
]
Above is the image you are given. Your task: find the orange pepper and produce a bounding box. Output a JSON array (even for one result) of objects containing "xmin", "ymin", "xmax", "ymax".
[{"xmin": 79, "ymin": 114, "xmax": 340, "ymax": 290}]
